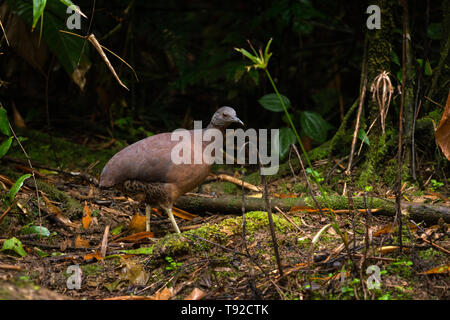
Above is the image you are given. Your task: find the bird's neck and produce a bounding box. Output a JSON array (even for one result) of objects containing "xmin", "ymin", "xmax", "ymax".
[{"xmin": 206, "ymin": 122, "xmax": 226, "ymax": 133}]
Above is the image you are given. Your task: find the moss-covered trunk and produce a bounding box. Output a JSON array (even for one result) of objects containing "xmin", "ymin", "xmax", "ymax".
[{"xmin": 358, "ymin": 0, "xmax": 396, "ymax": 188}]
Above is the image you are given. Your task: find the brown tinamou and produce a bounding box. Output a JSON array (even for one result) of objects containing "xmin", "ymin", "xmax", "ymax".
[{"xmin": 99, "ymin": 106, "xmax": 243, "ymax": 233}]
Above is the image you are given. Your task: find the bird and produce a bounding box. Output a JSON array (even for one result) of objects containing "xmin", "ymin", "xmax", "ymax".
[{"xmin": 99, "ymin": 106, "xmax": 244, "ymax": 233}]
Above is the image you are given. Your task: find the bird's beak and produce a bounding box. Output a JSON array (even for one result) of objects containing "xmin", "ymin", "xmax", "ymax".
[{"xmin": 233, "ymin": 117, "xmax": 244, "ymax": 126}]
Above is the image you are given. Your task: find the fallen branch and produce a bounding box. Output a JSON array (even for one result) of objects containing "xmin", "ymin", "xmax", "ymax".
[{"xmin": 175, "ymin": 194, "xmax": 450, "ymax": 224}]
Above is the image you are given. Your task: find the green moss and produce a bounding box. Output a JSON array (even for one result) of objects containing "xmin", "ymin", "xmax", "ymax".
[
  {"xmin": 222, "ymin": 182, "xmax": 238, "ymax": 194},
  {"xmin": 151, "ymin": 211, "xmax": 295, "ymax": 258},
  {"xmin": 80, "ymin": 264, "xmax": 104, "ymax": 276}
]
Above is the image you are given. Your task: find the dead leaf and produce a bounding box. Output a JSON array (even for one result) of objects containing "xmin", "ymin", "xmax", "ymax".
[
  {"xmin": 82, "ymin": 202, "xmax": 92, "ymax": 230},
  {"xmin": 184, "ymin": 288, "xmax": 206, "ymax": 300},
  {"xmin": 289, "ymin": 206, "xmax": 312, "ymax": 213},
  {"xmin": 374, "ymin": 224, "xmax": 396, "ymax": 236},
  {"xmin": 84, "ymin": 251, "xmax": 104, "ymax": 261},
  {"xmin": 419, "ymin": 264, "xmax": 450, "ymax": 275},
  {"xmin": 435, "ymin": 89, "xmax": 450, "ymax": 160},
  {"xmin": 248, "ymin": 193, "xmax": 263, "ymax": 198},
  {"xmin": 75, "ymin": 235, "xmax": 90, "ymax": 248},
  {"xmin": 172, "ymin": 206, "xmax": 197, "ymax": 221},
  {"xmin": 152, "ymin": 287, "xmax": 174, "ymax": 300},
  {"xmin": 121, "ymin": 260, "xmax": 149, "ymax": 286},
  {"xmin": 128, "ymin": 214, "xmax": 146, "ymax": 233},
  {"xmin": 377, "ymin": 246, "xmax": 409, "ymax": 254},
  {"xmin": 274, "ymin": 193, "xmax": 298, "ymax": 199},
  {"xmin": 12, "ymin": 105, "xmax": 26, "ymax": 128},
  {"xmin": 42, "ymin": 194, "xmax": 78, "ymax": 228}
]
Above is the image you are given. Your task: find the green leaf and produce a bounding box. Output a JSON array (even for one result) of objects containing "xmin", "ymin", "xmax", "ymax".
[
  {"xmin": 357, "ymin": 129, "xmax": 370, "ymax": 146},
  {"xmin": 34, "ymin": 247, "xmax": 49, "ymax": 257},
  {"xmin": 258, "ymin": 93, "xmax": 291, "ymax": 112},
  {"xmin": 279, "ymin": 127, "xmax": 297, "ymax": 160},
  {"xmin": 22, "ymin": 225, "xmax": 51, "ymax": 237},
  {"xmin": 111, "ymin": 225, "xmax": 124, "ymax": 236},
  {"xmin": 32, "ymin": 0, "xmax": 47, "ymax": 29},
  {"xmin": 0, "ymin": 137, "xmax": 12, "ymax": 158},
  {"xmin": 9, "ymin": 174, "xmax": 32, "ymax": 202},
  {"xmin": 0, "ymin": 107, "xmax": 11, "ymax": 136},
  {"xmin": 9, "ymin": 0, "xmax": 90, "ymax": 79},
  {"xmin": 1, "ymin": 237, "xmax": 27, "ymax": 257},
  {"xmin": 234, "ymin": 48, "xmax": 259, "ymax": 64},
  {"xmin": 299, "ymin": 111, "xmax": 332, "ymax": 143},
  {"xmin": 119, "ymin": 246, "xmax": 154, "ymax": 255}
]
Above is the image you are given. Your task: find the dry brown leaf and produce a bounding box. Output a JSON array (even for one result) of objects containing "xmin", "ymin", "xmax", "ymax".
[
  {"xmin": 184, "ymin": 288, "xmax": 206, "ymax": 300},
  {"xmin": 289, "ymin": 206, "xmax": 313, "ymax": 213},
  {"xmin": 274, "ymin": 193, "xmax": 298, "ymax": 199},
  {"xmin": 84, "ymin": 251, "xmax": 104, "ymax": 261},
  {"xmin": 377, "ymin": 246, "xmax": 410, "ymax": 254},
  {"xmin": 172, "ymin": 206, "xmax": 197, "ymax": 221},
  {"xmin": 82, "ymin": 202, "xmax": 92, "ymax": 230},
  {"xmin": 12, "ymin": 105, "xmax": 26, "ymax": 128},
  {"xmin": 42, "ymin": 194, "xmax": 78, "ymax": 228},
  {"xmin": 435, "ymin": 89, "xmax": 450, "ymax": 160},
  {"xmin": 419, "ymin": 264, "xmax": 450, "ymax": 275},
  {"xmin": 128, "ymin": 214, "xmax": 146, "ymax": 233},
  {"xmin": 374, "ymin": 224, "xmax": 396, "ymax": 236},
  {"xmin": 152, "ymin": 287, "xmax": 174, "ymax": 300},
  {"xmin": 75, "ymin": 235, "xmax": 90, "ymax": 248}
]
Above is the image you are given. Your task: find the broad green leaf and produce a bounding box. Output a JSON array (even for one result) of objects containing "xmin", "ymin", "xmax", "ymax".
[
  {"xmin": 22, "ymin": 225, "xmax": 50, "ymax": 237},
  {"xmin": 279, "ymin": 127, "xmax": 297, "ymax": 160},
  {"xmin": 1, "ymin": 237, "xmax": 27, "ymax": 257},
  {"xmin": 0, "ymin": 107, "xmax": 10, "ymax": 136},
  {"xmin": 9, "ymin": 0, "xmax": 91, "ymax": 79},
  {"xmin": 358, "ymin": 129, "xmax": 370, "ymax": 146},
  {"xmin": 9, "ymin": 174, "xmax": 32, "ymax": 202},
  {"xmin": 258, "ymin": 93, "xmax": 291, "ymax": 112},
  {"xmin": 0, "ymin": 137, "xmax": 12, "ymax": 158},
  {"xmin": 32, "ymin": 0, "xmax": 47, "ymax": 29},
  {"xmin": 299, "ymin": 111, "xmax": 332, "ymax": 143},
  {"xmin": 119, "ymin": 246, "xmax": 154, "ymax": 255}
]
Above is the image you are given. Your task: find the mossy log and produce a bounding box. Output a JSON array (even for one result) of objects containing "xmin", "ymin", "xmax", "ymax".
[{"xmin": 175, "ymin": 195, "xmax": 450, "ymax": 224}]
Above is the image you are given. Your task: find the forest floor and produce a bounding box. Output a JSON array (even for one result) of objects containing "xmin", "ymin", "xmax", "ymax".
[{"xmin": 0, "ymin": 129, "xmax": 449, "ymax": 300}]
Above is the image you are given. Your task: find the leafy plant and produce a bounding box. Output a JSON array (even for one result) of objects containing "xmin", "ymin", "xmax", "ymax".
[
  {"xmin": 0, "ymin": 107, "xmax": 33, "ymax": 205},
  {"xmin": 429, "ymin": 179, "xmax": 444, "ymax": 191},
  {"xmin": 1, "ymin": 237, "xmax": 27, "ymax": 257},
  {"xmin": 7, "ymin": 0, "xmax": 90, "ymax": 83},
  {"xmin": 165, "ymin": 256, "xmax": 182, "ymax": 271},
  {"xmin": 236, "ymin": 40, "xmax": 332, "ymax": 160}
]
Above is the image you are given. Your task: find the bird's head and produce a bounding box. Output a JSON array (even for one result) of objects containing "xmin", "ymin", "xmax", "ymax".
[{"xmin": 209, "ymin": 106, "xmax": 244, "ymax": 130}]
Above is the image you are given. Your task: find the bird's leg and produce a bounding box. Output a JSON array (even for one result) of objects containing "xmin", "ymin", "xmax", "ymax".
[
  {"xmin": 164, "ymin": 206, "xmax": 180, "ymax": 233},
  {"xmin": 145, "ymin": 205, "xmax": 152, "ymax": 232}
]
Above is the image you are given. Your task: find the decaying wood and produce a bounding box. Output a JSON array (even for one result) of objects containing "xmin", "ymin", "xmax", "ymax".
[{"xmin": 175, "ymin": 195, "xmax": 450, "ymax": 224}]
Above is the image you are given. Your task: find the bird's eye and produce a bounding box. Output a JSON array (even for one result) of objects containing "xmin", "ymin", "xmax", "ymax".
[{"xmin": 222, "ymin": 113, "xmax": 228, "ymax": 118}]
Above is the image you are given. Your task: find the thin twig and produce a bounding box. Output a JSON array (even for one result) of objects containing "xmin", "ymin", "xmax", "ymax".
[
  {"xmin": 346, "ymin": 76, "xmax": 367, "ymax": 175},
  {"xmin": 7, "ymin": 121, "xmax": 42, "ymax": 227}
]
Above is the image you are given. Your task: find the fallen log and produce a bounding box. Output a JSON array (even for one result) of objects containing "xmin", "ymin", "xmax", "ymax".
[{"xmin": 175, "ymin": 195, "xmax": 450, "ymax": 224}]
